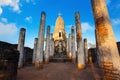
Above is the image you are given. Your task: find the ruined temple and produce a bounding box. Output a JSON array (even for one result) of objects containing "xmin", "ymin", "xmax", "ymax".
[{"xmin": 53, "ymin": 15, "xmax": 67, "ymax": 58}]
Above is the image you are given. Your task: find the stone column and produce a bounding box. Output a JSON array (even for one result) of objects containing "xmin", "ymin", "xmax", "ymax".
[
  {"xmin": 50, "ymin": 33, "xmax": 54, "ymax": 57},
  {"xmin": 75, "ymin": 12, "xmax": 85, "ymax": 70},
  {"xmin": 66, "ymin": 36, "xmax": 69, "ymax": 56},
  {"xmin": 44, "ymin": 25, "xmax": 50, "ymax": 64},
  {"xmin": 35, "ymin": 12, "xmax": 46, "ymax": 69},
  {"xmin": 32, "ymin": 38, "xmax": 38, "ymax": 64},
  {"xmin": 91, "ymin": 0, "xmax": 120, "ymax": 76},
  {"xmin": 71, "ymin": 26, "xmax": 76, "ymax": 64},
  {"xmin": 84, "ymin": 38, "xmax": 88, "ymax": 64},
  {"xmin": 95, "ymin": 29, "xmax": 101, "ymax": 65},
  {"xmin": 68, "ymin": 34, "xmax": 72, "ymax": 59},
  {"xmin": 17, "ymin": 28, "xmax": 26, "ymax": 68}
]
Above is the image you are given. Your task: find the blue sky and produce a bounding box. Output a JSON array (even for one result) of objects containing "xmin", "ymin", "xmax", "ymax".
[{"xmin": 0, "ymin": 0, "xmax": 120, "ymax": 48}]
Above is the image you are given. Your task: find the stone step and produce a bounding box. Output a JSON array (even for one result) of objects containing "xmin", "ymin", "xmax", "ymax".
[{"xmin": 49, "ymin": 58, "xmax": 72, "ymax": 62}]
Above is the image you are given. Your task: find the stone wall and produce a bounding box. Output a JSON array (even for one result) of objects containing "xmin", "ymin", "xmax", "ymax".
[
  {"xmin": 0, "ymin": 49, "xmax": 19, "ymax": 80},
  {"xmin": 0, "ymin": 41, "xmax": 33, "ymax": 65}
]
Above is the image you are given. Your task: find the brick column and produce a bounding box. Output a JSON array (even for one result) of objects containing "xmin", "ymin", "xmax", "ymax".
[
  {"xmin": 17, "ymin": 28, "xmax": 26, "ymax": 68},
  {"xmin": 68, "ymin": 34, "xmax": 72, "ymax": 59},
  {"xmin": 91, "ymin": 0, "xmax": 120, "ymax": 78},
  {"xmin": 71, "ymin": 26, "xmax": 76, "ymax": 64},
  {"xmin": 44, "ymin": 26, "xmax": 50, "ymax": 64},
  {"xmin": 84, "ymin": 38, "xmax": 88, "ymax": 64},
  {"xmin": 35, "ymin": 12, "xmax": 46, "ymax": 69},
  {"xmin": 75, "ymin": 12, "xmax": 85, "ymax": 70},
  {"xmin": 32, "ymin": 38, "xmax": 38, "ymax": 64},
  {"xmin": 66, "ymin": 35, "xmax": 69, "ymax": 57},
  {"xmin": 50, "ymin": 33, "xmax": 54, "ymax": 57}
]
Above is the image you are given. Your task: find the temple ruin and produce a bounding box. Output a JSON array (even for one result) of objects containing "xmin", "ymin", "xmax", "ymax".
[
  {"xmin": 0, "ymin": 0, "xmax": 120, "ymax": 80},
  {"xmin": 53, "ymin": 15, "xmax": 67, "ymax": 58}
]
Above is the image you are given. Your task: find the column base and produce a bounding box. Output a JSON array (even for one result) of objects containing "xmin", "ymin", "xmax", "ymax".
[
  {"xmin": 72, "ymin": 58, "xmax": 76, "ymax": 64},
  {"xmin": 18, "ymin": 64, "xmax": 23, "ymax": 69},
  {"xmin": 35, "ymin": 61, "xmax": 43, "ymax": 69},
  {"xmin": 67, "ymin": 53, "xmax": 72, "ymax": 59},
  {"xmin": 77, "ymin": 64, "xmax": 85, "ymax": 70},
  {"xmin": 45, "ymin": 59, "xmax": 49, "ymax": 64},
  {"xmin": 89, "ymin": 57, "xmax": 92, "ymax": 63},
  {"xmin": 85, "ymin": 58, "xmax": 89, "ymax": 64}
]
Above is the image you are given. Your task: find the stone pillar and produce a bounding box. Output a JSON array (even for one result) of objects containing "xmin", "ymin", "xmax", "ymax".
[
  {"xmin": 35, "ymin": 12, "xmax": 46, "ymax": 69},
  {"xmin": 71, "ymin": 26, "xmax": 76, "ymax": 64},
  {"xmin": 84, "ymin": 38, "xmax": 88, "ymax": 64},
  {"xmin": 50, "ymin": 33, "xmax": 54, "ymax": 57},
  {"xmin": 66, "ymin": 36, "xmax": 69, "ymax": 56},
  {"xmin": 17, "ymin": 28, "xmax": 26, "ymax": 68},
  {"xmin": 68, "ymin": 34, "xmax": 72, "ymax": 59},
  {"xmin": 95, "ymin": 29, "xmax": 101, "ymax": 65},
  {"xmin": 44, "ymin": 25, "xmax": 50, "ymax": 64},
  {"xmin": 32, "ymin": 38, "xmax": 38, "ymax": 64},
  {"xmin": 75, "ymin": 12, "xmax": 85, "ymax": 70},
  {"xmin": 91, "ymin": 0, "xmax": 120, "ymax": 76}
]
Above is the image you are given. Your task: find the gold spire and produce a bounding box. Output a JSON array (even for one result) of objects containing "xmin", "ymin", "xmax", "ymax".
[{"xmin": 53, "ymin": 15, "xmax": 66, "ymax": 41}]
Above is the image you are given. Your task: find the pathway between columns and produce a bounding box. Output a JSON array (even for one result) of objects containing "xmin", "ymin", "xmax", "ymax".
[{"xmin": 17, "ymin": 62, "xmax": 102, "ymax": 80}]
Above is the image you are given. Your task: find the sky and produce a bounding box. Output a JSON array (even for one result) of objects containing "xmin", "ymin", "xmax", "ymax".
[{"xmin": 0, "ymin": 0, "xmax": 120, "ymax": 48}]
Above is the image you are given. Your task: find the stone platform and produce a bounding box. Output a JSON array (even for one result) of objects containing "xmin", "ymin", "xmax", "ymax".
[{"xmin": 49, "ymin": 58, "xmax": 71, "ymax": 62}]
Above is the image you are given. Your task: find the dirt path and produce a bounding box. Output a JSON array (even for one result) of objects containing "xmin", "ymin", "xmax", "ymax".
[{"xmin": 17, "ymin": 62, "xmax": 102, "ymax": 80}]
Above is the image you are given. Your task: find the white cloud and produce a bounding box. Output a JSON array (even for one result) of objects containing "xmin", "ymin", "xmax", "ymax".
[
  {"xmin": 106, "ymin": 0, "xmax": 111, "ymax": 5},
  {"xmin": 112, "ymin": 19, "xmax": 120, "ymax": 25},
  {"xmin": 81, "ymin": 22, "xmax": 93, "ymax": 33},
  {"xmin": 0, "ymin": 0, "xmax": 21, "ymax": 15},
  {"xmin": 0, "ymin": 22, "xmax": 18, "ymax": 37},
  {"xmin": 65, "ymin": 23, "xmax": 93, "ymax": 34},
  {"xmin": 1, "ymin": 18, "xmax": 7, "ymax": 23},
  {"xmin": 0, "ymin": 7, "xmax": 2, "ymax": 15},
  {"xmin": 25, "ymin": 16, "xmax": 32, "ymax": 22}
]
